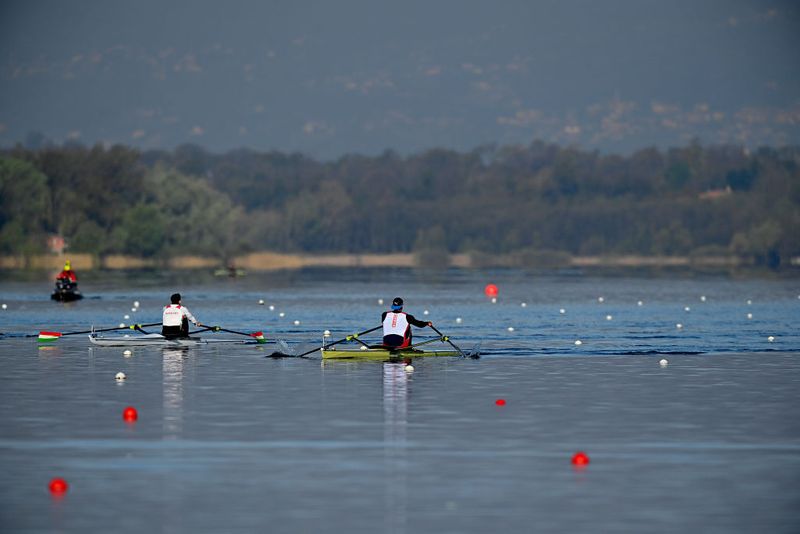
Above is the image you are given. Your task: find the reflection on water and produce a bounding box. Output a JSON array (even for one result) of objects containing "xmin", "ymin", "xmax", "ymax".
[
  {"xmin": 162, "ymin": 347, "xmax": 189, "ymax": 439},
  {"xmin": 383, "ymin": 361, "xmax": 410, "ymax": 534}
]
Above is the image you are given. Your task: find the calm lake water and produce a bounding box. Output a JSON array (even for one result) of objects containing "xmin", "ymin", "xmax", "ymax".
[{"xmin": 1, "ymin": 268, "xmax": 799, "ymax": 533}]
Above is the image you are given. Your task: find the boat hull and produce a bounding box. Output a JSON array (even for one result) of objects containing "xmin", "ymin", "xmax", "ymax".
[
  {"xmin": 89, "ymin": 333, "xmax": 206, "ymax": 347},
  {"xmin": 321, "ymin": 347, "xmax": 463, "ymax": 360},
  {"xmin": 51, "ymin": 290, "xmax": 83, "ymax": 302}
]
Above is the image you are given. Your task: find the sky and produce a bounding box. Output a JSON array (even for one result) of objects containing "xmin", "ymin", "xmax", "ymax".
[{"xmin": 1, "ymin": 0, "xmax": 798, "ymax": 159}]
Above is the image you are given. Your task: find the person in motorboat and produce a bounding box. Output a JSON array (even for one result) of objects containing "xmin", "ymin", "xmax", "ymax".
[
  {"xmin": 162, "ymin": 293, "xmax": 203, "ymax": 338},
  {"xmin": 381, "ymin": 297, "xmax": 432, "ymax": 349},
  {"xmin": 56, "ymin": 260, "xmax": 77, "ymax": 284}
]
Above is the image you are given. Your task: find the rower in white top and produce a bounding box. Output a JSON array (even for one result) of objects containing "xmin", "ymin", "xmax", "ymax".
[{"xmin": 162, "ymin": 293, "xmax": 203, "ymax": 339}]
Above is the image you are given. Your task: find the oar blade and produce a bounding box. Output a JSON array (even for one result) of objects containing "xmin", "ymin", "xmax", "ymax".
[
  {"xmin": 38, "ymin": 331, "xmax": 62, "ymax": 343},
  {"xmin": 250, "ymin": 331, "xmax": 267, "ymax": 344}
]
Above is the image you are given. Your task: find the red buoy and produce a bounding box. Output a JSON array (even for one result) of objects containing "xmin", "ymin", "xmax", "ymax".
[
  {"xmin": 495, "ymin": 398, "xmax": 506, "ymax": 406},
  {"xmin": 122, "ymin": 406, "xmax": 138, "ymax": 422},
  {"xmin": 571, "ymin": 451, "xmax": 590, "ymax": 466},
  {"xmin": 49, "ymin": 477, "xmax": 68, "ymax": 494},
  {"xmin": 484, "ymin": 284, "xmax": 498, "ymax": 298}
]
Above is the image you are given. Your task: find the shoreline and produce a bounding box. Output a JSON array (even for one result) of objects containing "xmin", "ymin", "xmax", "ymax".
[{"xmin": 2, "ymin": 252, "xmax": 797, "ymax": 271}]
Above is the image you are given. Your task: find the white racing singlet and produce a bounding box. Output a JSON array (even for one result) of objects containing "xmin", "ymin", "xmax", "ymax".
[
  {"xmin": 383, "ymin": 312, "xmax": 409, "ymax": 338},
  {"xmin": 163, "ymin": 304, "xmax": 197, "ymax": 327}
]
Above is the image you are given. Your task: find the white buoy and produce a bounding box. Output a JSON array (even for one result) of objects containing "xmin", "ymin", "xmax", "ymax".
[
  {"xmin": 378, "ymin": 298, "xmax": 384, "ymax": 305},
  {"xmin": 676, "ymin": 323, "xmax": 683, "ymax": 329},
  {"xmin": 521, "ymin": 302, "xmax": 527, "ymax": 307},
  {"xmin": 269, "ymin": 305, "xmax": 275, "ymax": 311},
  {"xmin": 559, "ymin": 308, "xmax": 566, "ymax": 314},
  {"xmin": 684, "ymin": 306, "xmax": 691, "ymax": 312},
  {"xmin": 131, "ymin": 308, "xmax": 137, "ymax": 312},
  {"xmin": 115, "ymin": 372, "xmax": 126, "ymax": 380},
  {"xmin": 124, "ymin": 314, "xmax": 130, "ymax": 320},
  {"xmin": 323, "ymin": 329, "xmax": 331, "ymax": 337},
  {"xmin": 574, "ymin": 340, "xmax": 583, "ymax": 346},
  {"xmin": 360, "ymin": 345, "xmax": 368, "ymax": 351},
  {"xmin": 597, "ymin": 297, "xmax": 604, "ymax": 303},
  {"xmin": 491, "ymin": 297, "xmax": 497, "ymax": 304},
  {"xmin": 768, "ymin": 336, "xmax": 775, "ymax": 342},
  {"xmin": 423, "ymin": 310, "xmax": 429, "ymax": 315},
  {"xmin": 700, "ymin": 295, "xmax": 706, "ymax": 302},
  {"xmin": 659, "ymin": 358, "xmax": 668, "ymax": 366},
  {"xmin": 119, "ymin": 323, "xmax": 125, "ymax": 328},
  {"xmin": 404, "ymin": 364, "xmax": 414, "ymax": 372},
  {"xmin": 747, "ymin": 313, "xmax": 753, "ymax": 319},
  {"xmin": 123, "ymin": 349, "xmax": 132, "ymax": 357},
  {"xmin": 507, "ymin": 326, "xmax": 515, "ymax": 332},
  {"xmin": 747, "ymin": 300, "xmax": 752, "ymax": 305},
  {"xmin": 279, "ymin": 312, "xmax": 285, "ymax": 318},
  {"xmin": 637, "ymin": 301, "xmax": 643, "ymax": 306},
  {"xmin": 1, "ymin": 303, "xmax": 6, "ymax": 310},
  {"xmin": 605, "ymin": 315, "xmax": 613, "ymax": 321},
  {"xmin": 455, "ymin": 317, "xmax": 463, "ymax": 324},
  {"xmin": 293, "ymin": 319, "xmax": 300, "ymax": 325},
  {"xmin": 133, "ymin": 301, "xmax": 140, "ymax": 308},
  {"xmin": 258, "ymin": 299, "xmax": 265, "ymax": 305}
]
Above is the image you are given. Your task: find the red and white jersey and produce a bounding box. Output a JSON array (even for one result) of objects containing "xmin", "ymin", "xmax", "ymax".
[
  {"xmin": 383, "ymin": 312, "xmax": 409, "ymax": 338},
  {"xmin": 162, "ymin": 304, "xmax": 197, "ymax": 327}
]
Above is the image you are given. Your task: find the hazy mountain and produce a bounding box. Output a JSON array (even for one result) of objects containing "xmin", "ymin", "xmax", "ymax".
[{"xmin": 1, "ymin": 0, "xmax": 798, "ymax": 158}]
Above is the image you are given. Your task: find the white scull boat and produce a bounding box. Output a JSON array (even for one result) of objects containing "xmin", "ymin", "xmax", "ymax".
[{"xmin": 88, "ymin": 333, "xmax": 251, "ymax": 347}]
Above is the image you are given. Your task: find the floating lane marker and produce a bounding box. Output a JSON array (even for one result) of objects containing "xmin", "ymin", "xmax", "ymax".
[
  {"xmin": 404, "ymin": 364, "xmax": 414, "ymax": 372},
  {"xmin": 123, "ymin": 349, "xmax": 132, "ymax": 357},
  {"xmin": 637, "ymin": 301, "xmax": 643, "ymax": 306},
  {"xmin": 768, "ymin": 336, "xmax": 775, "ymax": 342},
  {"xmin": 597, "ymin": 297, "xmax": 604, "ymax": 303},
  {"xmin": 676, "ymin": 323, "xmax": 683, "ymax": 329},
  {"xmin": 507, "ymin": 327, "xmax": 515, "ymax": 332},
  {"xmin": 700, "ymin": 295, "xmax": 707, "ymax": 302},
  {"xmin": 49, "ymin": 478, "xmax": 68, "ymax": 495},
  {"xmin": 258, "ymin": 299, "xmax": 265, "ymax": 305},
  {"xmin": 1, "ymin": 303, "xmax": 7, "ymax": 310},
  {"xmin": 571, "ymin": 451, "xmax": 590, "ymax": 467},
  {"xmin": 38, "ymin": 331, "xmax": 62, "ymax": 343},
  {"xmin": 605, "ymin": 315, "xmax": 613, "ymax": 321},
  {"xmin": 122, "ymin": 406, "xmax": 138, "ymax": 422},
  {"xmin": 115, "ymin": 372, "xmax": 126, "ymax": 381},
  {"xmin": 559, "ymin": 308, "xmax": 566, "ymax": 314},
  {"xmin": 378, "ymin": 298, "xmax": 384, "ymax": 305},
  {"xmin": 659, "ymin": 359, "xmax": 668, "ymax": 367},
  {"xmin": 495, "ymin": 399, "xmax": 506, "ymax": 406},
  {"xmin": 455, "ymin": 317, "xmax": 462, "ymax": 324},
  {"xmin": 574, "ymin": 340, "xmax": 583, "ymax": 346},
  {"xmin": 521, "ymin": 302, "xmax": 527, "ymax": 307}
]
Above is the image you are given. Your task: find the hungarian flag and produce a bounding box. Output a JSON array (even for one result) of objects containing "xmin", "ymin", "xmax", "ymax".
[{"xmin": 38, "ymin": 331, "xmax": 62, "ymax": 342}]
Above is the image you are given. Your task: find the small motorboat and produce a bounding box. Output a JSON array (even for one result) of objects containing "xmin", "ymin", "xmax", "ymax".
[{"xmin": 51, "ymin": 279, "xmax": 83, "ymax": 302}]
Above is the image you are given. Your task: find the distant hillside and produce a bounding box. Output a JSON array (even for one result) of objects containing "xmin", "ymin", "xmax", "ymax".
[{"xmin": 1, "ymin": 141, "xmax": 799, "ymax": 268}]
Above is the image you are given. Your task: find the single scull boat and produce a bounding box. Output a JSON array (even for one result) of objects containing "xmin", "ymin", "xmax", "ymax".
[{"xmin": 88, "ymin": 333, "xmax": 252, "ymax": 347}]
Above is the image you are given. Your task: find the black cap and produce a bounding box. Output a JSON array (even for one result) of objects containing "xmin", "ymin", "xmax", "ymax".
[
  {"xmin": 170, "ymin": 293, "xmax": 181, "ymax": 304},
  {"xmin": 391, "ymin": 297, "xmax": 403, "ymax": 310}
]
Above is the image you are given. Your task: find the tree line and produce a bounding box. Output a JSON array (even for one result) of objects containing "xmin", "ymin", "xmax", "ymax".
[{"xmin": 1, "ymin": 140, "xmax": 798, "ymax": 267}]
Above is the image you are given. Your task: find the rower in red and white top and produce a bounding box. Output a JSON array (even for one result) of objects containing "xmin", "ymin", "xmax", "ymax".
[
  {"xmin": 162, "ymin": 293, "xmax": 202, "ymax": 338},
  {"xmin": 382, "ymin": 297, "xmax": 432, "ymax": 349}
]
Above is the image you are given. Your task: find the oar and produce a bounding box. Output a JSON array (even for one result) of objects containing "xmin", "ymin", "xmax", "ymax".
[
  {"xmin": 266, "ymin": 325, "xmax": 382, "ymax": 358},
  {"xmin": 429, "ymin": 324, "xmax": 471, "ymax": 358},
  {"xmin": 207, "ymin": 326, "xmax": 267, "ymax": 343},
  {"xmin": 33, "ymin": 322, "xmax": 162, "ymax": 341}
]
